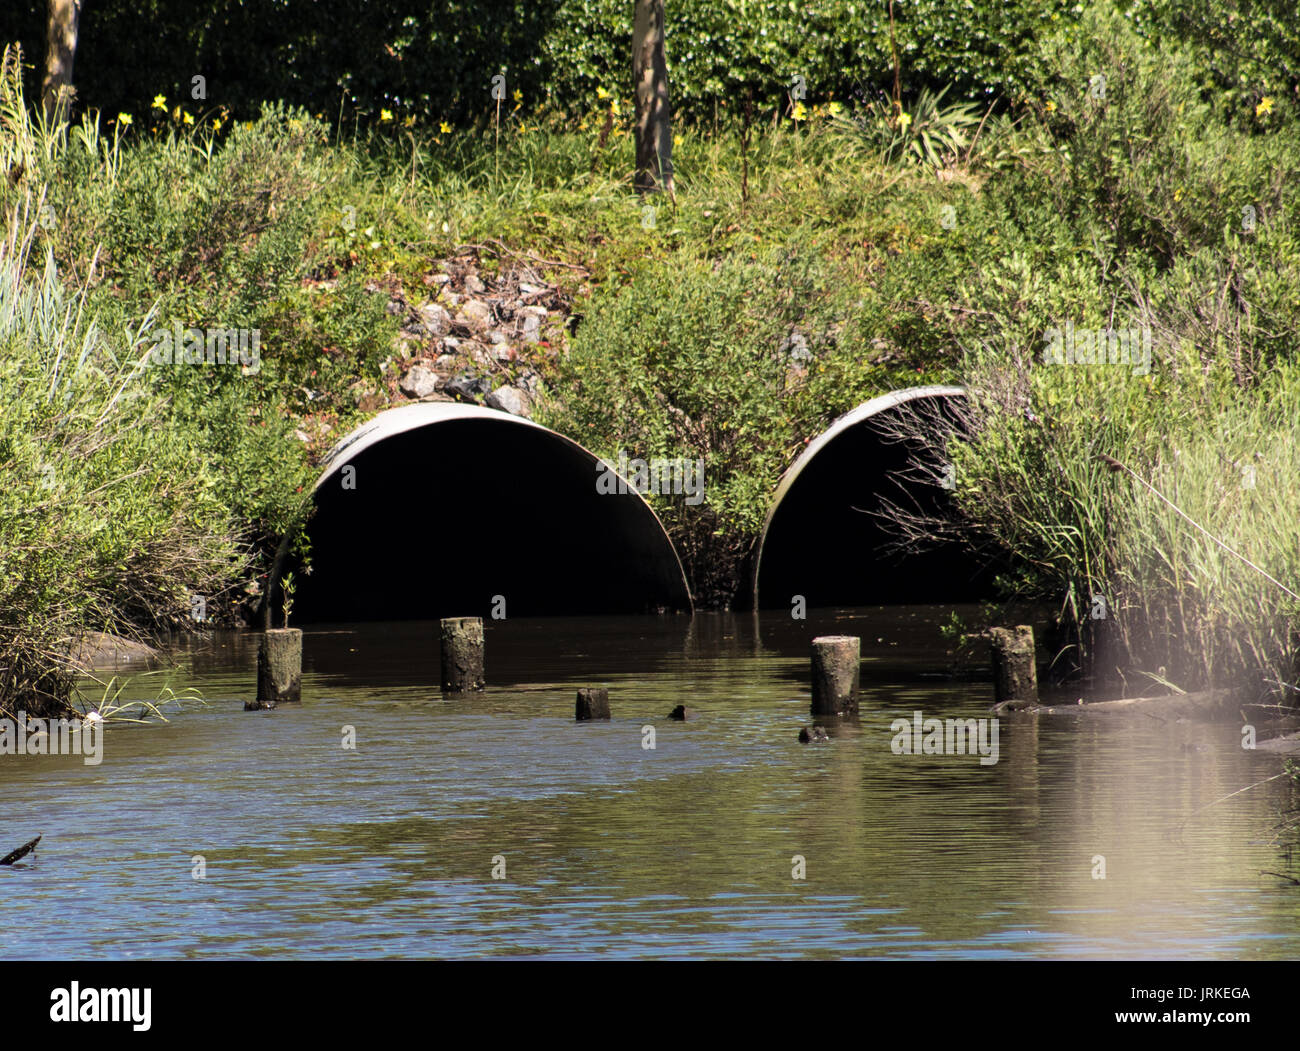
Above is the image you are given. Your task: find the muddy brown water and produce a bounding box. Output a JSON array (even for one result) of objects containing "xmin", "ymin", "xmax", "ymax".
[{"xmin": 2, "ymin": 606, "xmax": 1297, "ymax": 959}]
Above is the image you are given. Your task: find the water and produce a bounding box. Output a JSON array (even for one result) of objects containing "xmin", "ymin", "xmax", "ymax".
[{"xmin": 2, "ymin": 607, "xmax": 1297, "ymax": 959}]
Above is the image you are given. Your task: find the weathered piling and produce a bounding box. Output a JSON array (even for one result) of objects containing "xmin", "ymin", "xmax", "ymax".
[
  {"xmin": 575, "ymin": 687, "xmax": 610, "ymax": 721},
  {"xmin": 251, "ymin": 627, "xmax": 302, "ymax": 709},
  {"xmin": 810, "ymin": 635, "xmax": 860, "ymax": 716},
  {"xmin": 440, "ymin": 617, "xmax": 485, "ymax": 693},
  {"xmin": 991, "ymin": 625, "xmax": 1038, "ymax": 705}
]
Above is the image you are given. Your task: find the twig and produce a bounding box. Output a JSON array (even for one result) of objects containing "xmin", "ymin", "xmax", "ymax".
[
  {"xmin": 1177, "ymin": 770, "xmax": 1290, "ymax": 833},
  {"xmin": 963, "ymin": 101, "xmax": 996, "ymax": 166},
  {"xmin": 455, "ymin": 239, "xmax": 589, "ymax": 273}
]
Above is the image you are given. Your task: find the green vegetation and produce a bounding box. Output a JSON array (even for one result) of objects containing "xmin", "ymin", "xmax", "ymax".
[
  {"xmin": 4, "ymin": 1, "xmax": 1300, "ymax": 711},
  {"xmin": 0, "ymin": 216, "xmax": 244, "ymax": 719}
]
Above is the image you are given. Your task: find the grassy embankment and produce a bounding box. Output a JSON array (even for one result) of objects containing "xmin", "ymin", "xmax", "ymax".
[{"xmin": 5, "ymin": 4, "xmax": 1300, "ymax": 714}]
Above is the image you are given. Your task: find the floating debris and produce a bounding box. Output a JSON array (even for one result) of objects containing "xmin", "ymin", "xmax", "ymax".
[{"xmin": 0, "ymin": 835, "xmax": 41, "ymax": 866}]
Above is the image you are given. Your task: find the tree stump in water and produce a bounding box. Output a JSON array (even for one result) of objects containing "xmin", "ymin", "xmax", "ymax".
[
  {"xmin": 810, "ymin": 636, "xmax": 860, "ymax": 716},
  {"xmin": 575, "ymin": 687, "xmax": 610, "ymax": 721},
  {"xmin": 440, "ymin": 617, "xmax": 485, "ymax": 693},
  {"xmin": 991, "ymin": 625, "xmax": 1038, "ymax": 705},
  {"xmin": 250, "ymin": 628, "xmax": 302, "ymax": 709}
]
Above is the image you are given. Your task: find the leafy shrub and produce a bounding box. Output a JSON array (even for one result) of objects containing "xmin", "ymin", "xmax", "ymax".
[
  {"xmin": 539, "ymin": 244, "xmax": 913, "ymax": 607},
  {"xmin": 0, "ymin": 224, "xmax": 244, "ymax": 716},
  {"xmin": 9, "ymin": 103, "xmax": 386, "ymax": 548}
]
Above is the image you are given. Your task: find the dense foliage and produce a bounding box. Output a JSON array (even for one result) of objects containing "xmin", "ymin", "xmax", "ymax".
[{"xmin": 5, "ymin": 0, "xmax": 1300, "ymax": 704}]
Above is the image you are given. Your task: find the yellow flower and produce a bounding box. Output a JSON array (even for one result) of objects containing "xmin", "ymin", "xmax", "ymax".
[
  {"xmin": 380, "ymin": 108, "xmax": 393, "ymax": 122},
  {"xmin": 1173, "ymin": 187, "xmax": 1184, "ymax": 201},
  {"xmin": 513, "ymin": 88, "xmax": 522, "ymax": 102},
  {"xmin": 1044, "ymin": 99, "xmax": 1056, "ymax": 113},
  {"xmin": 212, "ymin": 118, "xmax": 224, "ymax": 132},
  {"xmin": 1256, "ymin": 96, "xmax": 1274, "ymax": 117},
  {"xmin": 826, "ymin": 100, "xmax": 844, "ymax": 116},
  {"xmin": 440, "ymin": 121, "xmax": 452, "ymax": 134},
  {"xmin": 403, "ymin": 114, "xmax": 415, "ymax": 127},
  {"xmin": 117, "ymin": 112, "xmax": 133, "ymax": 126},
  {"xmin": 897, "ymin": 111, "xmax": 912, "ymax": 133},
  {"xmin": 182, "ymin": 111, "xmax": 194, "ymax": 126},
  {"xmin": 151, "ymin": 94, "xmax": 167, "ymax": 111},
  {"xmin": 172, "ymin": 105, "xmax": 181, "ymax": 120},
  {"xmin": 792, "ymin": 101, "xmax": 807, "ymax": 121},
  {"xmin": 596, "ymin": 86, "xmax": 610, "ymax": 101}
]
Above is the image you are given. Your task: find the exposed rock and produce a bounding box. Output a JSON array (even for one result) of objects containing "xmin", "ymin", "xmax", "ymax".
[
  {"xmin": 414, "ymin": 301, "xmax": 452, "ymax": 336},
  {"xmin": 782, "ymin": 331, "xmax": 811, "ymax": 364},
  {"xmin": 465, "ymin": 274, "xmax": 486, "ymax": 294},
  {"xmin": 517, "ymin": 370, "xmax": 541, "ymax": 397},
  {"xmin": 399, "ymin": 364, "xmax": 440, "ymax": 399},
  {"xmin": 668, "ymin": 705, "xmax": 699, "ymax": 721},
  {"xmin": 485, "ymin": 386, "xmax": 532, "ymax": 417},
  {"xmin": 445, "ymin": 373, "xmax": 492, "ymax": 400},
  {"xmin": 458, "ymin": 300, "xmax": 493, "ymax": 329}
]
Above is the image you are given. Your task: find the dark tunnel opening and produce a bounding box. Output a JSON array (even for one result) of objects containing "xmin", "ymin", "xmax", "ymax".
[
  {"xmin": 290, "ymin": 413, "xmax": 691, "ymax": 623},
  {"xmin": 754, "ymin": 393, "xmax": 999, "ymax": 609}
]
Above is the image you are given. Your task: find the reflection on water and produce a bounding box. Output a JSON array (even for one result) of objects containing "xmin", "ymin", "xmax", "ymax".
[{"xmin": 1, "ymin": 607, "xmax": 1297, "ymax": 959}]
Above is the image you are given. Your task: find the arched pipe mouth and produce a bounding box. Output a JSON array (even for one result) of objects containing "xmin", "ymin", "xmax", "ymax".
[
  {"xmin": 751, "ymin": 385, "xmax": 972, "ymax": 612},
  {"xmin": 261, "ymin": 403, "xmax": 693, "ymax": 626}
]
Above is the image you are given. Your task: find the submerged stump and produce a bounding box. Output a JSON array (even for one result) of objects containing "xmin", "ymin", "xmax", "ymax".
[
  {"xmin": 441, "ymin": 617, "xmax": 485, "ymax": 693},
  {"xmin": 991, "ymin": 625, "xmax": 1038, "ymax": 705},
  {"xmin": 250, "ymin": 628, "xmax": 303, "ymax": 710},
  {"xmin": 810, "ymin": 635, "xmax": 860, "ymax": 716}
]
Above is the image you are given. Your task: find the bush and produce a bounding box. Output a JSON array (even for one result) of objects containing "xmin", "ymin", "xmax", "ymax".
[
  {"xmin": 538, "ymin": 244, "xmax": 917, "ymax": 606},
  {"xmin": 0, "ymin": 224, "xmax": 244, "ymax": 717},
  {"xmin": 7, "ymin": 101, "xmax": 389, "ymax": 550}
]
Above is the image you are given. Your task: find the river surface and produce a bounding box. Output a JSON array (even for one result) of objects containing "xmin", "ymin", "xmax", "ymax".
[{"xmin": 3, "ymin": 607, "xmax": 1298, "ymax": 959}]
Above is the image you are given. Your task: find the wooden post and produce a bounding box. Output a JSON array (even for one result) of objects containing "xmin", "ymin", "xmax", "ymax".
[
  {"xmin": 250, "ymin": 628, "xmax": 302, "ymax": 709},
  {"xmin": 440, "ymin": 617, "xmax": 485, "ymax": 693},
  {"xmin": 810, "ymin": 635, "xmax": 860, "ymax": 716},
  {"xmin": 991, "ymin": 625, "xmax": 1038, "ymax": 705},
  {"xmin": 575, "ymin": 687, "xmax": 610, "ymax": 721}
]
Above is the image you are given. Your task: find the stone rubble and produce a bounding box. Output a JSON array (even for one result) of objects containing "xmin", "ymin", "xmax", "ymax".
[{"xmin": 354, "ymin": 246, "xmax": 580, "ymax": 415}]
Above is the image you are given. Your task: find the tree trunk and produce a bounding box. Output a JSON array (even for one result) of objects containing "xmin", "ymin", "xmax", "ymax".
[
  {"xmin": 41, "ymin": 0, "xmax": 81, "ymax": 124},
  {"xmin": 633, "ymin": 0, "xmax": 673, "ymax": 197}
]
